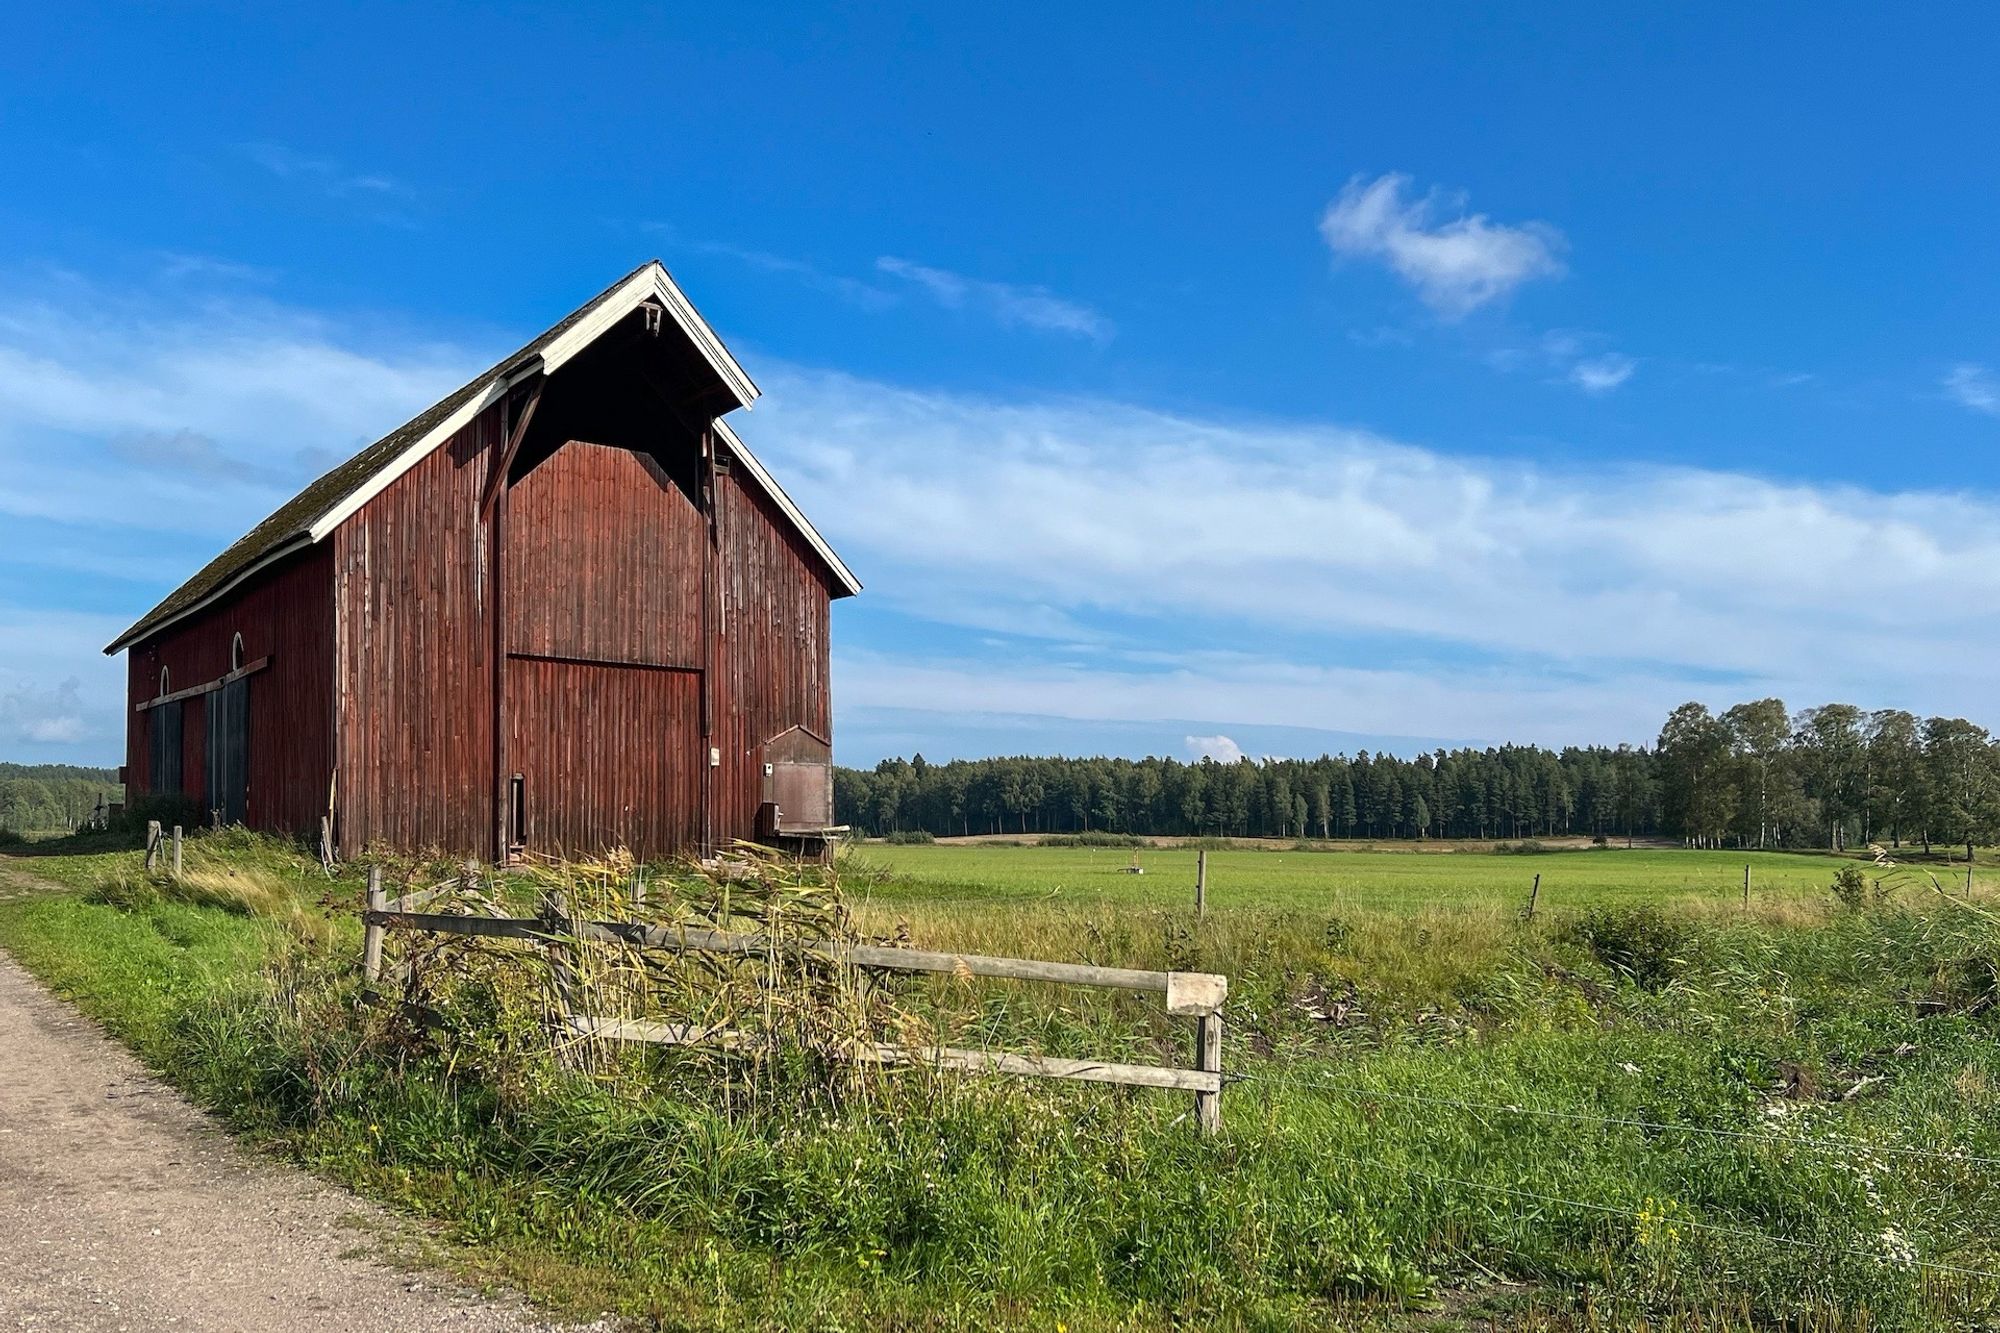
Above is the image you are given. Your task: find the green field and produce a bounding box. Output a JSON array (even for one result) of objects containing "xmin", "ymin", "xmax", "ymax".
[{"xmin": 854, "ymin": 841, "xmax": 1966, "ymax": 914}]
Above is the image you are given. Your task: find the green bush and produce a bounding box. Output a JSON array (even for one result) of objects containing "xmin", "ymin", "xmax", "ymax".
[
  {"xmin": 1561, "ymin": 905, "xmax": 1693, "ymax": 990},
  {"xmin": 881, "ymin": 828, "xmax": 937, "ymax": 845},
  {"xmin": 1830, "ymin": 864, "xmax": 1871, "ymax": 912}
]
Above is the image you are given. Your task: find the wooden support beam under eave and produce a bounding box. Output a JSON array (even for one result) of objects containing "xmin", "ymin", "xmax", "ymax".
[{"xmin": 479, "ymin": 371, "xmax": 545, "ymax": 520}]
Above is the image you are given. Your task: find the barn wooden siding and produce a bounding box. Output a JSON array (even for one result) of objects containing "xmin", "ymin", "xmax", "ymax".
[
  {"xmin": 712, "ymin": 465, "xmax": 835, "ymax": 840},
  {"xmin": 503, "ymin": 441, "xmax": 705, "ymax": 668},
  {"xmin": 328, "ymin": 414, "xmax": 835, "ymax": 860},
  {"xmin": 123, "ymin": 544, "xmax": 335, "ymax": 834},
  {"xmin": 505, "ymin": 656, "xmax": 703, "ymax": 853},
  {"xmin": 332, "ymin": 406, "xmax": 500, "ymax": 852},
  {"xmin": 501, "ymin": 439, "xmax": 708, "ymax": 853}
]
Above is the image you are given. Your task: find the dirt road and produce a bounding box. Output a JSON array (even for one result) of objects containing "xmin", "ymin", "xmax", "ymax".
[{"xmin": 0, "ymin": 925, "xmax": 600, "ymax": 1331}]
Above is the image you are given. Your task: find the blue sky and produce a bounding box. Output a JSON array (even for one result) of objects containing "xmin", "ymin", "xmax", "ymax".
[{"xmin": 5, "ymin": 3, "xmax": 2000, "ymax": 767}]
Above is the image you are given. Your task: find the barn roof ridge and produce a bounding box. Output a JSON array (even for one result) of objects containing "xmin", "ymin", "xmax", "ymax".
[{"xmin": 106, "ymin": 262, "xmax": 856, "ymax": 655}]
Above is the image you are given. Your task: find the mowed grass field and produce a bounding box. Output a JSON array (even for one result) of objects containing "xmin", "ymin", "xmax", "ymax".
[{"xmin": 852, "ymin": 841, "xmax": 1960, "ymax": 915}]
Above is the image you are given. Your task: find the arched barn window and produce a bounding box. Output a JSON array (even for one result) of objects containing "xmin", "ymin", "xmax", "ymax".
[{"xmin": 230, "ymin": 633, "xmax": 244, "ymax": 671}]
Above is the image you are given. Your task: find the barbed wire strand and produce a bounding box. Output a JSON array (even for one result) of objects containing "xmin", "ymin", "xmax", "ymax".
[{"xmin": 1227, "ymin": 1068, "xmax": 2000, "ymax": 1169}]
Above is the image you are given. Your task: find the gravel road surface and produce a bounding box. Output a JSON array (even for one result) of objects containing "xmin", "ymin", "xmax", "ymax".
[{"xmin": 0, "ymin": 924, "xmax": 602, "ymax": 1331}]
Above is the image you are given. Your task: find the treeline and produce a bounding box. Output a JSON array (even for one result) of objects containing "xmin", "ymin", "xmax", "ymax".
[
  {"xmin": 0, "ymin": 762, "xmax": 122, "ymax": 834},
  {"xmin": 835, "ymin": 699, "xmax": 2000, "ymax": 852}
]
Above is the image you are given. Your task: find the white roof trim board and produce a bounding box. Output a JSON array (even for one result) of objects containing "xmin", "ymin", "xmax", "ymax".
[
  {"xmin": 306, "ymin": 375, "xmax": 516, "ymax": 542},
  {"xmin": 309, "ymin": 263, "xmax": 759, "ymax": 543},
  {"xmin": 712, "ymin": 418, "xmax": 862, "ymax": 597},
  {"xmin": 106, "ymin": 262, "xmax": 852, "ymax": 654}
]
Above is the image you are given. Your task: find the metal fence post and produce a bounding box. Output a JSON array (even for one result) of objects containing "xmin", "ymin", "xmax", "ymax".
[
  {"xmin": 171, "ymin": 825, "xmax": 183, "ymax": 877},
  {"xmin": 1195, "ymin": 849, "xmax": 1208, "ymax": 916},
  {"xmin": 363, "ymin": 866, "xmax": 385, "ymax": 986}
]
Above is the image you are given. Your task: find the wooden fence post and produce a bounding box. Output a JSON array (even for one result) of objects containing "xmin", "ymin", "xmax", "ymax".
[
  {"xmin": 1195, "ymin": 1008, "xmax": 1223, "ymax": 1135},
  {"xmin": 543, "ymin": 892, "xmax": 580, "ymax": 1017},
  {"xmin": 1523, "ymin": 873, "xmax": 1541, "ymax": 920},
  {"xmin": 171, "ymin": 825, "xmax": 183, "ymax": 878},
  {"xmin": 144, "ymin": 820, "xmax": 161, "ymax": 872},
  {"xmin": 1195, "ymin": 849, "xmax": 1208, "ymax": 916},
  {"xmin": 362, "ymin": 866, "xmax": 385, "ymax": 986},
  {"xmin": 1743, "ymin": 863, "xmax": 1751, "ymax": 908}
]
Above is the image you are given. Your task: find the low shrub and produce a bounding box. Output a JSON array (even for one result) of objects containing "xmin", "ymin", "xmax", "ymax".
[
  {"xmin": 1830, "ymin": 863, "xmax": 1872, "ymax": 912},
  {"xmin": 0, "ymin": 825, "xmax": 25, "ymax": 849},
  {"xmin": 881, "ymin": 828, "xmax": 937, "ymax": 845},
  {"xmin": 1039, "ymin": 831, "xmax": 1151, "ymax": 848},
  {"xmin": 1561, "ymin": 904, "xmax": 1694, "ymax": 990}
]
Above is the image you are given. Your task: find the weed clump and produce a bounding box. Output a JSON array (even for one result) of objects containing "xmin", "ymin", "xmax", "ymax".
[{"xmin": 1562, "ymin": 905, "xmax": 1693, "ymax": 990}]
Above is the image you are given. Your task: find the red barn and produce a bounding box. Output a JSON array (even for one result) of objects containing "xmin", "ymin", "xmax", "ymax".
[{"xmin": 106, "ymin": 263, "xmax": 859, "ymax": 860}]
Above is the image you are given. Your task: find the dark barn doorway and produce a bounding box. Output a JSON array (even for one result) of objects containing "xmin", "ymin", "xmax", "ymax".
[{"xmin": 205, "ymin": 677, "xmax": 248, "ymax": 826}]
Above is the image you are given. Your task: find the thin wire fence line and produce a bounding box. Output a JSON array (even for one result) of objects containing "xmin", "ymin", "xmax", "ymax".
[
  {"xmin": 1229, "ymin": 1068, "xmax": 2000, "ymax": 1169},
  {"xmin": 1310, "ymin": 1146, "xmax": 2000, "ymax": 1285}
]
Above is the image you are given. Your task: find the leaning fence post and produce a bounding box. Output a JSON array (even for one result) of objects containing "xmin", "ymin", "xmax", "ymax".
[
  {"xmin": 1195, "ymin": 849, "xmax": 1208, "ymax": 916},
  {"xmin": 1523, "ymin": 873, "xmax": 1542, "ymax": 920},
  {"xmin": 1195, "ymin": 1008, "xmax": 1223, "ymax": 1135},
  {"xmin": 362, "ymin": 866, "xmax": 386, "ymax": 986},
  {"xmin": 144, "ymin": 820, "xmax": 161, "ymax": 872},
  {"xmin": 171, "ymin": 825, "xmax": 183, "ymax": 878}
]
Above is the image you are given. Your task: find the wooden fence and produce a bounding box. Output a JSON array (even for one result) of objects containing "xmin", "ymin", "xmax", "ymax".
[{"xmin": 361, "ymin": 867, "xmax": 1230, "ymax": 1133}]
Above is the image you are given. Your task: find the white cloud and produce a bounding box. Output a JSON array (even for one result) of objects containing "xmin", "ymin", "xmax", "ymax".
[
  {"xmin": 748, "ymin": 366, "xmax": 2000, "ymax": 742},
  {"xmin": 0, "ymin": 610, "xmax": 129, "ymax": 757},
  {"xmin": 1185, "ymin": 734, "xmax": 1245, "ymax": 763},
  {"xmin": 1944, "ymin": 364, "xmax": 2000, "ymax": 416},
  {"xmin": 7, "ymin": 268, "xmax": 1996, "ymax": 765},
  {"xmin": 876, "ymin": 257, "xmax": 1112, "ymax": 341},
  {"xmin": 0, "ymin": 281, "xmax": 477, "ymax": 540},
  {"xmin": 243, "ymin": 142, "xmax": 405, "ymax": 199},
  {"xmin": 1320, "ymin": 173, "xmax": 1566, "ymax": 317},
  {"xmin": 1569, "ymin": 353, "xmax": 1637, "ymax": 394}
]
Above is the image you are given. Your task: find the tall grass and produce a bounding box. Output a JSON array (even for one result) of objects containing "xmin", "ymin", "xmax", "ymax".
[{"xmin": 6, "ymin": 830, "xmax": 2000, "ymax": 1327}]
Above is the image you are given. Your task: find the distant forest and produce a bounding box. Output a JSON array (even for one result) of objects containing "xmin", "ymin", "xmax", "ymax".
[
  {"xmin": 0, "ymin": 762, "xmax": 122, "ymax": 834},
  {"xmin": 835, "ymin": 700, "xmax": 2000, "ymax": 854}
]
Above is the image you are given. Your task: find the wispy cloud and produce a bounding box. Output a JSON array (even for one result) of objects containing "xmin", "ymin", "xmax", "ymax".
[
  {"xmin": 876, "ymin": 256, "xmax": 1113, "ymax": 342},
  {"xmin": 1320, "ymin": 173, "xmax": 1566, "ymax": 317},
  {"xmin": 1488, "ymin": 331, "xmax": 1637, "ymax": 395},
  {"xmin": 745, "ymin": 364, "xmax": 2000, "ymax": 745},
  {"xmin": 676, "ymin": 237, "xmax": 897, "ymax": 311},
  {"xmin": 1569, "ymin": 353, "xmax": 1637, "ymax": 394},
  {"xmin": 1944, "ymin": 363, "xmax": 2000, "ymax": 416},
  {"xmin": 242, "ymin": 143, "xmax": 417, "ymax": 222}
]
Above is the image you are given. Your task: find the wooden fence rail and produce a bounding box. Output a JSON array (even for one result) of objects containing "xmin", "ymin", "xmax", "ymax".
[{"xmin": 360, "ymin": 883, "xmax": 1230, "ymax": 1133}]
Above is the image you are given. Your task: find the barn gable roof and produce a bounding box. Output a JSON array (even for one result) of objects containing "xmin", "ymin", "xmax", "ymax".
[{"xmin": 106, "ymin": 262, "xmax": 859, "ymax": 654}]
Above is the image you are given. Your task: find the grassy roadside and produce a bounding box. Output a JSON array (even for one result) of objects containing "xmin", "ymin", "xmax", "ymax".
[{"xmin": 3, "ymin": 834, "xmax": 2000, "ymax": 1329}]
